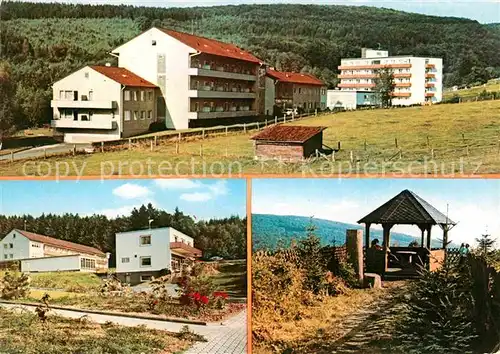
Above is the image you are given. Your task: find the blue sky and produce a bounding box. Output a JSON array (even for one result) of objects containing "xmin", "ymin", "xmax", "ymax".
[
  {"xmin": 0, "ymin": 179, "xmax": 246, "ymax": 220},
  {"xmin": 252, "ymin": 179, "xmax": 500, "ymax": 246},
  {"xmin": 20, "ymin": 0, "xmax": 500, "ymax": 23}
]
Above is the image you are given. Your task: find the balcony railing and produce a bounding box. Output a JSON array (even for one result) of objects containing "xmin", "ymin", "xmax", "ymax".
[
  {"xmin": 170, "ymin": 242, "xmax": 202, "ymax": 257},
  {"xmin": 51, "ymin": 100, "xmax": 115, "ymax": 109},
  {"xmin": 188, "ymin": 87, "xmax": 256, "ymax": 99},
  {"xmin": 188, "ymin": 67, "xmax": 256, "ymax": 81},
  {"xmin": 188, "ymin": 110, "xmax": 257, "ymax": 119},
  {"xmin": 51, "ymin": 118, "xmax": 117, "ymax": 130},
  {"xmin": 338, "ymin": 63, "xmax": 412, "ymax": 70}
]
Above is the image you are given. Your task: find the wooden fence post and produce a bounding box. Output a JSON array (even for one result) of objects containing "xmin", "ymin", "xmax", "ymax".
[
  {"xmin": 150, "ymin": 140, "xmax": 154, "ymax": 152},
  {"xmin": 395, "ymin": 138, "xmax": 398, "ymax": 148},
  {"xmin": 128, "ymin": 138, "xmax": 132, "ymax": 150},
  {"xmin": 225, "ymin": 126, "xmax": 228, "ymax": 136},
  {"xmin": 101, "ymin": 141, "xmax": 104, "ymax": 153},
  {"xmin": 154, "ymin": 135, "xmax": 157, "ymax": 147},
  {"xmin": 265, "ymin": 119, "xmax": 268, "ymax": 127},
  {"xmin": 257, "ymin": 121, "xmax": 260, "ymax": 130},
  {"xmin": 202, "ymin": 129, "xmax": 205, "ymax": 140},
  {"xmin": 199, "ymin": 144, "xmax": 203, "ymax": 157},
  {"xmin": 364, "ymin": 140, "xmax": 367, "ymax": 151},
  {"xmin": 178, "ymin": 132, "xmax": 181, "ymax": 141},
  {"xmin": 431, "ymin": 148, "xmax": 434, "ymax": 159},
  {"xmin": 275, "ymin": 116, "xmax": 277, "ymax": 125},
  {"xmin": 175, "ymin": 141, "xmax": 179, "ymax": 154},
  {"xmin": 243, "ymin": 123, "xmax": 247, "ymax": 134},
  {"xmin": 338, "ymin": 141, "xmax": 341, "ymax": 151},
  {"xmin": 331, "ymin": 150, "xmax": 335, "ymax": 162},
  {"xmin": 350, "ymin": 151, "xmax": 353, "ymax": 163}
]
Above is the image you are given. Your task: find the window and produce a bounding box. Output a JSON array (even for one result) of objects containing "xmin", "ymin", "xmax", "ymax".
[
  {"xmin": 194, "ymin": 102, "xmax": 199, "ymax": 112},
  {"xmin": 141, "ymin": 111, "xmax": 146, "ymax": 120},
  {"xmin": 152, "ymin": 40, "xmax": 157, "ymax": 46},
  {"xmin": 140, "ymin": 235, "xmax": 151, "ymax": 246},
  {"xmin": 59, "ymin": 90, "xmax": 64, "ymax": 99},
  {"xmin": 124, "ymin": 90, "xmax": 131, "ymax": 101},
  {"xmin": 88, "ymin": 90, "xmax": 93, "ymax": 100},
  {"xmin": 134, "ymin": 91, "xmax": 139, "ymax": 101},
  {"xmin": 9, "ymin": 254, "xmax": 13, "ymax": 259},
  {"xmin": 140, "ymin": 275, "xmax": 152, "ymax": 282},
  {"xmin": 124, "ymin": 111, "xmax": 131, "ymax": 121},
  {"xmin": 140, "ymin": 256, "xmax": 152, "ymax": 267},
  {"xmin": 134, "ymin": 111, "xmax": 138, "ymax": 120},
  {"xmin": 9, "ymin": 243, "xmax": 13, "ymax": 249},
  {"xmin": 84, "ymin": 72, "xmax": 89, "ymax": 79},
  {"xmin": 121, "ymin": 257, "xmax": 130, "ymax": 263},
  {"xmin": 65, "ymin": 91, "xmax": 73, "ymax": 100},
  {"xmin": 148, "ymin": 91, "xmax": 153, "ymax": 101},
  {"xmin": 3, "ymin": 244, "xmax": 7, "ymax": 249},
  {"xmin": 3, "ymin": 255, "xmax": 6, "ymax": 260},
  {"xmin": 148, "ymin": 110, "xmax": 153, "ymax": 119},
  {"xmin": 141, "ymin": 91, "xmax": 145, "ymax": 101}
]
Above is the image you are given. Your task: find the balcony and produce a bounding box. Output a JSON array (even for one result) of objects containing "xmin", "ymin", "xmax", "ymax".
[
  {"xmin": 395, "ymin": 82, "xmax": 412, "ymax": 88},
  {"xmin": 51, "ymin": 118, "xmax": 117, "ymax": 130},
  {"xmin": 426, "ymin": 73, "xmax": 436, "ymax": 79},
  {"xmin": 426, "ymin": 83, "xmax": 435, "ymax": 88},
  {"xmin": 338, "ymin": 74, "xmax": 377, "ymax": 79},
  {"xmin": 51, "ymin": 99, "xmax": 115, "ymax": 109},
  {"xmin": 189, "ymin": 67, "xmax": 256, "ymax": 81},
  {"xmin": 189, "ymin": 87, "xmax": 256, "ymax": 99},
  {"xmin": 425, "ymin": 92, "xmax": 435, "ymax": 97},
  {"xmin": 426, "ymin": 63, "xmax": 436, "ymax": 69},
  {"xmin": 393, "ymin": 73, "xmax": 412, "ymax": 78},
  {"xmin": 338, "ymin": 63, "xmax": 412, "ymax": 70},
  {"xmin": 170, "ymin": 242, "xmax": 202, "ymax": 258},
  {"xmin": 188, "ymin": 110, "xmax": 257, "ymax": 119},
  {"xmin": 392, "ymin": 92, "xmax": 412, "ymax": 97},
  {"xmin": 338, "ymin": 83, "xmax": 376, "ymax": 88}
]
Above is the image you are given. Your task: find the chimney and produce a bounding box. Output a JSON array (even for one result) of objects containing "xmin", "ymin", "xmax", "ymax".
[{"xmin": 105, "ymin": 63, "xmax": 111, "ymax": 67}]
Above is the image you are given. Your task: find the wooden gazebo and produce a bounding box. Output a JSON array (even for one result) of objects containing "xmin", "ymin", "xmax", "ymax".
[{"xmin": 358, "ymin": 189, "xmax": 456, "ymax": 278}]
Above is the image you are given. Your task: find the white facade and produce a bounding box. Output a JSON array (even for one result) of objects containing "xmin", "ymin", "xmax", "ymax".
[
  {"xmin": 338, "ymin": 48, "xmax": 443, "ymax": 106},
  {"xmin": 51, "ymin": 66, "xmax": 122, "ymax": 143},
  {"xmin": 115, "ymin": 227, "xmax": 195, "ymax": 274},
  {"xmin": 112, "ymin": 28, "xmax": 261, "ymax": 129},
  {"xmin": 20, "ymin": 254, "xmax": 104, "ymax": 273}
]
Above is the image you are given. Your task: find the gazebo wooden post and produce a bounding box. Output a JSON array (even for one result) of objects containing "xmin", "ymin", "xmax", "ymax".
[
  {"xmin": 442, "ymin": 225, "xmax": 448, "ymax": 250},
  {"xmin": 365, "ymin": 223, "xmax": 371, "ymax": 249},
  {"xmin": 426, "ymin": 225, "xmax": 432, "ymax": 249},
  {"xmin": 382, "ymin": 223, "xmax": 393, "ymax": 273},
  {"xmin": 418, "ymin": 224, "xmax": 426, "ymax": 248}
]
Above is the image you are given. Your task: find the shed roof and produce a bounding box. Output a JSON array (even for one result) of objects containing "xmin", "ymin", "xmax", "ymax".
[
  {"xmin": 14, "ymin": 229, "xmax": 106, "ymax": 257},
  {"xmin": 251, "ymin": 125, "xmax": 326, "ymax": 144},
  {"xmin": 267, "ymin": 69, "xmax": 324, "ymax": 86},
  {"xmin": 357, "ymin": 190, "xmax": 455, "ymax": 225},
  {"xmin": 90, "ymin": 66, "xmax": 157, "ymax": 88},
  {"xmin": 159, "ymin": 29, "xmax": 262, "ymax": 64}
]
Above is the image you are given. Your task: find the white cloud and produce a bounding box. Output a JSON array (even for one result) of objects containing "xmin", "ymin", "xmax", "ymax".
[
  {"xmin": 180, "ymin": 192, "xmax": 212, "ymax": 202},
  {"xmin": 208, "ymin": 180, "xmax": 228, "ymax": 196},
  {"xmin": 154, "ymin": 179, "xmax": 201, "ymax": 190},
  {"xmin": 112, "ymin": 183, "xmax": 152, "ymax": 200}
]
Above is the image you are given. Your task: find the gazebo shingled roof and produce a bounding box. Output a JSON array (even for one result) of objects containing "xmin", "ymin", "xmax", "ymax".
[{"xmin": 358, "ymin": 189, "xmax": 455, "ymax": 226}]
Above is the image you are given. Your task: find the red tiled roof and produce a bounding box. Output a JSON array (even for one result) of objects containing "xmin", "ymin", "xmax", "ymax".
[
  {"xmin": 159, "ymin": 28, "xmax": 262, "ymax": 64},
  {"xmin": 90, "ymin": 66, "xmax": 157, "ymax": 88},
  {"xmin": 267, "ymin": 69, "xmax": 324, "ymax": 86},
  {"xmin": 251, "ymin": 125, "xmax": 326, "ymax": 143},
  {"xmin": 15, "ymin": 229, "xmax": 106, "ymax": 257}
]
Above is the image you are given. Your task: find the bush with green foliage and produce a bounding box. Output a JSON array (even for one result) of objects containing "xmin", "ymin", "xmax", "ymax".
[{"xmin": 0, "ymin": 269, "xmax": 30, "ymax": 300}]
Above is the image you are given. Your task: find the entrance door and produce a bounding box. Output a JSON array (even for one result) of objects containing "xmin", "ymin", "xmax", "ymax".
[
  {"xmin": 73, "ymin": 91, "xmax": 78, "ymax": 101},
  {"xmin": 125, "ymin": 274, "xmax": 131, "ymax": 284}
]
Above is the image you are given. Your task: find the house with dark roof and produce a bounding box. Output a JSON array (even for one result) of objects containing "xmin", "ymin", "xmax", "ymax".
[
  {"xmin": 50, "ymin": 65, "xmax": 160, "ymax": 143},
  {"xmin": 0, "ymin": 229, "xmax": 109, "ymax": 273},
  {"xmin": 111, "ymin": 27, "xmax": 266, "ymax": 129},
  {"xmin": 266, "ymin": 68, "xmax": 327, "ymax": 113},
  {"xmin": 251, "ymin": 125, "xmax": 327, "ymax": 161}
]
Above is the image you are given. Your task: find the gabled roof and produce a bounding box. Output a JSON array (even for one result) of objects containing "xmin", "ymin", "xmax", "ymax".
[
  {"xmin": 357, "ymin": 190, "xmax": 455, "ymax": 225},
  {"xmin": 251, "ymin": 125, "xmax": 326, "ymax": 144},
  {"xmin": 267, "ymin": 69, "xmax": 324, "ymax": 86},
  {"xmin": 14, "ymin": 229, "xmax": 106, "ymax": 257},
  {"xmin": 90, "ymin": 66, "xmax": 157, "ymax": 88},
  {"xmin": 159, "ymin": 28, "xmax": 262, "ymax": 64}
]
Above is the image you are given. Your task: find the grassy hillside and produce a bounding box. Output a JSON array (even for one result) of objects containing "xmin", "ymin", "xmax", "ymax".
[
  {"xmin": 444, "ymin": 79, "xmax": 500, "ymax": 100},
  {"xmin": 252, "ymin": 214, "xmax": 440, "ymax": 250},
  {"xmin": 2, "ymin": 100, "xmax": 498, "ymax": 176}
]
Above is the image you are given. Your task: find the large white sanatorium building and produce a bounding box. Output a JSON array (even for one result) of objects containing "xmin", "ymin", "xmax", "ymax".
[{"xmin": 337, "ymin": 48, "xmax": 443, "ymax": 106}]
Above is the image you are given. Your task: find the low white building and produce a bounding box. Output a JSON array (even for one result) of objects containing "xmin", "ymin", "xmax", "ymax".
[
  {"xmin": 0, "ymin": 229, "xmax": 109, "ymax": 273},
  {"xmin": 51, "ymin": 65, "xmax": 159, "ymax": 143},
  {"xmin": 115, "ymin": 227, "xmax": 202, "ymax": 284},
  {"xmin": 327, "ymin": 90, "xmax": 377, "ymax": 110},
  {"xmin": 337, "ymin": 48, "xmax": 443, "ymax": 106}
]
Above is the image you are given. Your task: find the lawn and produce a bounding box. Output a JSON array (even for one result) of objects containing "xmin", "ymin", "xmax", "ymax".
[
  {"xmin": 0, "ymin": 271, "xmax": 102, "ymax": 293},
  {"xmin": 206, "ymin": 260, "xmax": 247, "ymax": 299},
  {"xmin": 0, "ymin": 307, "xmax": 195, "ymax": 354},
  {"xmin": 1, "ymin": 100, "xmax": 499, "ymax": 176},
  {"xmin": 444, "ymin": 80, "xmax": 500, "ymax": 100}
]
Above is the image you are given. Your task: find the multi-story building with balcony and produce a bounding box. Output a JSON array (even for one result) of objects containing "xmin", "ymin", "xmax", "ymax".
[
  {"xmin": 265, "ymin": 69, "xmax": 326, "ymax": 112},
  {"xmin": 111, "ymin": 28, "xmax": 265, "ymax": 129},
  {"xmin": 337, "ymin": 48, "xmax": 443, "ymax": 106},
  {"xmin": 115, "ymin": 227, "xmax": 202, "ymax": 285},
  {"xmin": 51, "ymin": 65, "xmax": 159, "ymax": 143}
]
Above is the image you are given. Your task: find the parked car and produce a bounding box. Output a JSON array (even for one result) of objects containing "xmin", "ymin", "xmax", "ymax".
[{"xmin": 284, "ymin": 108, "xmax": 298, "ymax": 116}]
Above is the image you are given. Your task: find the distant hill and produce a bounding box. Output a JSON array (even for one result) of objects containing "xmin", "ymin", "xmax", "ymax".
[{"xmin": 252, "ymin": 214, "xmax": 443, "ymax": 250}]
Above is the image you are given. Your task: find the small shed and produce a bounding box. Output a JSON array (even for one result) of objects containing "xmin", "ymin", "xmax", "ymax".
[{"xmin": 250, "ymin": 125, "xmax": 326, "ymax": 161}]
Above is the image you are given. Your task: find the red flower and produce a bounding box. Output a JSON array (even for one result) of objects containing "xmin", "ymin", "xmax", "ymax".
[
  {"xmin": 193, "ymin": 292, "xmax": 201, "ymax": 301},
  {"xmin": 200, "ymin": 295, "xmax": 209, "ymax": 305}
]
